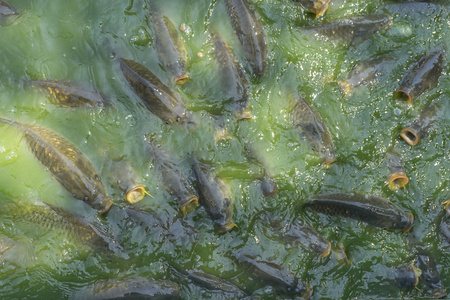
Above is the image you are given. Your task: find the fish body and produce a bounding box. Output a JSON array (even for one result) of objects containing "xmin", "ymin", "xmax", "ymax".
[
  {"xmin": 102, "ymin": 158, "xmax": 147, "ymax": 204},
  {"xmin": 385, "ymin": 149, "xmax": 408, "ymax": 190},
  {"xmin": 284, "ymin": 224, "xmax": 331, "ymax": 257},
  {"xmin": 186, "ymin": 269, "xmax": 247, "ymax": 298},
  {"xmin": 238, "ymin": 254, "xmax": 312, "ymax": 299},
  {"xmin": 72, "ymin": 278, "xmax": 180, "ymax": 300},
  {"xmin": 119, "ymin": 58, "xmax": 191, "ymax": 125},
  {"xmin": 396, "ymin": 47, "xmax": 444, "ymax": 103},
  {"xmin": 339, "ymin": 55, "xmax": 392, "ymax": 95},
  {"xmin": 305, "ymin": 14, "xmax": 391, "ymax": 45},
  {"xmin": 0, "ymin": 117, "xmax": 112, "ymax": 214},
  {"xmin": 211, "ymin": 31, "xmax": 250, "ymax": 120},
  {"xmin": 395, "ymin": 264, "xmax": 421, "ymax": 290},
  {"xmin": 6, "ymin": 202, "xmax": 111, "ymax": 252},
  {"xmin": 29, "ymin": 80, "xmax": 107, "ymax": 108},
  {"xmin": 295, "ymin": 0, "xmax": 331, "ymax": 19},
  {"xmin": 225, "ymin": 0, "xmax": 268, "ymax": 76},
  {"xmin": 192, "ymin": 158, "xmax": 235, "ymax": 232},
  {"xmin": 400, "ymin": 100, "xmax": 441, "ymax": 146},
  {"xmin": 148, "ymin": 140, "xmax": 198, "ymax": 214},
  {"xmin": 415, "ymin": 252, "xmax": 447, "ymax": 298},
  {"xmin": 149, "ymin": 12, "xmax": 189, "ymax": 84},
  {"xmin": 291, "ymin": 95, "xmax": 336, "ymax": 166},
  {"xmin": 0, "ymin": 0, "xmax": 16, "ymax": 16},
  {"xmin": 303, "ymin": 193, "xmax": 414, "ymax": 231}
]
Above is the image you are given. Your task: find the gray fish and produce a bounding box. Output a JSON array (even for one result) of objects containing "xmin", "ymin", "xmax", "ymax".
[
  {"xmin": 338, "ymin": 55, "xmax": 392, "ymax": 96},
  {"xmin": 29, "ymin": 79, "xmax": 107, "ymax": 108},
  {"xmin": 280, "ymin": 223, "xmax": 330, "ymax": 258},
  {"xmin": 211, "ymin": 31, "xmax": 250, "ymax": 120},
  {"xmin": 185, "ymin": 269, "xmax": 247, "ymax": 298},
  {"xmin": 72, "ymin": 278, "xmax": 180, "ymax": 300},
  {"xmin": 119, "ymin": 57, "xmax": 192, "ymax": 125},
  {"xmin": 400, "ymin": 99, "xmax": 442, "ymax": 146},
  {"xmin": 149, "ymin": 10, "xmax": 189, "ymax": 84},
  {"xmin": 0, "ymin": 0, "xmax": 16, "ymax": 17},
  {"xmin": 225, "ymin": 0, "xmax": 268, "ymax": 76},
  {"xmin": 5, "ymin": 201, "xmax": 112, "ymax": 252},
  {"xmin": 295, "ymin": 0, "xmax": 331, "ymax": 19},
  {"xmin": 237, "ymin": 254, "xmax": 312, "ymax": 299},
  {"xmin": 395, "ymin": 264, "xmax": 421, "ymax": 290},
  {"xmin": 102, "ymin": 157, "xmax": 148, "ymax": 204},
  {"xmin": 291, "ymin": 95, "xmax": 336, "ymax": 166},
  {"xmin": 415, "ymin": 252, "xmax": 447, "ymax": 298},
  {"xmin": 192, "ymin": 157, "xmax": 235, "ymax": 233},
  {"xmin": 304, "ymin": 14, "xmax": 392, "ymax": 45},
  {"xmin": 385, "ymin": 149, "xmax": 408, "ymax": 190},
  {"xmin": 148, "ymin": 139, "xmax": 198, "ymax": 214},
  {"xmin": 303, "ymin": 193, "xmax": 414, "ymax": 231},
  {"xmin": 0, "ymin": 117, "xmax": 112, "ymax": 214},
  {"xmin": 396, "ymin": 47, "xmax": 445, "ymax": 103}
]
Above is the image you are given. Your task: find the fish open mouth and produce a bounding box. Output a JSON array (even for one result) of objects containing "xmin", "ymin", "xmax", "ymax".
[
  {"xmin": 395, "ymin": 89, "xmax": 412, "ymax": 103},
  {"xmin": 400, "ymin": 127, "xmax": 419, "ymax": 146},
  {"xmin": 319, "ymin": 241, "xmax": 332, "ymax": 258},
  {"xmin": 402, "ymin": 212, "xmax": 414, "ymax": 233},
  {"xmin": 175, "ymin": 74, "xmax": 190, "ymax": 85},
  {"xmin": 126, "ymin": 185, "xmax": 149, "ymax": 204},
  {"xmin": 219, "ymin": 221, "xmax": 237, "ymax": 233},
  {"xmin": 313, "ymin": 0, "xmax": 331, "ymax": 19},
  {"xmin": 180, "ymin": 196, "xmax": 199, "ymax": 215},
  {"xmin": 387, "ymin": 172, "xmax": 409, "ymax": 190},
  {"xmin": 97, "ymin": 199, "xmax": 113, "ymax": 215}
]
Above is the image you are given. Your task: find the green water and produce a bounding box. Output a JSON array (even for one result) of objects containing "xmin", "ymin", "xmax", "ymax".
[{"xmin": 0, "ymin": 0, "xmax": 448, "ymax": 298}]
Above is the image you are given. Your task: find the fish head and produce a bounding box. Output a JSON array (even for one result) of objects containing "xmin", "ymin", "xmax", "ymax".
[
  {"xmin": 319, "ymin": 147, "xmax": 337, "ymax": 167},
  {"xmin": 399, "ymin": 212, "xmax": 414, "ymax": 232}
]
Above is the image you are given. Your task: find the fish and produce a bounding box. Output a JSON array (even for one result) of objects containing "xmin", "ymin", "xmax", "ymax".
[
  {"xmin": 400, "ymin": 99, "xmax": 441, "ymax": 146},
  {"xmin": 119, "ymin": 57, "xmax": 192, "ymax": 125},
  {"xmin": 149, "ymin": 10, "xmax": 189, "ymax": 84},
  {"xmin": 385, "ymin": 149, "xmax": 409, "ymax": 190},
  {"xmin": 5, "ymin": 201, "xmax": 112, "ymax": 252},
  {"xmin": 439, "ymin": 214, "xmax": 450, "ymax": 242},
  {"xmin": 0, "ymin": 0, "xmax": 16, "ymax": 17},
  {"xmin": 415, "ymin": 251, "xmax": 447, "ymax": 298},
  {"xmin": 0, "ymin": 235, "xmax": 35, "ymax": 267},
  {"xmin": 0, "ymin": 117, "xmax": 112, "ymax": 214},
  {"xmin": 395, "ymin": 263, "xmax": 421, "ymax": 290},
  {"xmin": 237, "ymin": 253, "xmax": 312, "ymax": 299},
  {"xmin": 338, "ymin": 55, "xmax": 392, "ymax": 96},
  {"xmin": 291, "ymin": 95, "xmax": 336, "ymax": 166},
  {"xmin": 102, "ymin": 157, "xmax": 149, "ymax": 204},
  {"xmin": 192, "ymin": 157, "xmax": 235, "ymax": 233},
  {"xmin": 28, "ymin": 79, "xmax": 107, "ymax": 108},
  {"xmin": 395, "ymin": 47, "xmax": 445, "ymax": 103},
  {"xmin": 72, "ymin": 278, "xmax": 180, "ymax": 300},
  {"xmin": 148, "ymin": 139, "xmax": 198, "ymax": 214},
  {"xmin": 184, "ymin": 269, "xmax": 247, "ymax": 298},
  {"xmin": 303, "ymin": 193, "xmax": 414, "ymax": 231},
  {"xmin": 211, "ymin": 31, "xmax": 250, "ymax": 120},
  {"xmin": 304, "ymin": 14, "xmax": 392, "ymax": 45},
  {"xmin": 267, "ymin": 214, "xmax": 331, "ymax": 257},
  {"xmin": 294, "ymin": 0, "xmax": 331, "ymax": 19},
  {"xmin": 225, "ymin": 0, "xmax": 268, "ymax": 76}
]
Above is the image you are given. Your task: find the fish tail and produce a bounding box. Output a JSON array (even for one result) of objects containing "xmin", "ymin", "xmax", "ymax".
[{"xmin": 0, "ymin": 116, "xmax": 15, "ymax": 125}]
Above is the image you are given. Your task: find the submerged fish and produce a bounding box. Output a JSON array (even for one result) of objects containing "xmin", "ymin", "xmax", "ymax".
[
  {"xmin": 303, "ymin": 193, "xmax": 414, "ymax": 231},
  {"xmin": 102, "ymin": 157, "xmax": 148, "ymax": 204},
  {"xmin": 395, "ymin": 263, "xmax": 421, "ymax": 290},
  {"xmin": 0, "ymin": 117, "xmax": 112, "ymax": 214},
  {"xmin": 72, "ymin": 278, "xmax": 180, "ymax": 300},
  {"xmin": 338, "ymin": 55, "xmax": 392, "ymax": 96},
  {"xmin": 149, "ymin": 10, "xmax": 189, "ymax": 84},
  {"xmin": 295, "ymin": 0, "xmax": 331, "ymax": 19},
  {"xmin": 415, "ymin": 252, "xmax": 447, "ymax": 298},
  {"xmin": 0, "ymin": 0, "xmax": 16, "ymax": 17},
  {"xmin": 400, "ymin": 99, "xmax": 441, "ymax": 146},
  {"xmin": 211, "ymin": 31, "xmax": 250, "ymax": 120},
  {"xmin": 385, "ymin": 149, "xmax": 409, "ymax": 190},
  {"xmin": 237, "ymin": 254, "xmax": 312, "ymax": 299},
  {"xmin": 225, "ymin": 0, "xmax": 268, "ymax": 76},
  {"xmin": 304, "ymin": 14, "xmax": 392, "ymax": 45},
  {"xmin": 184, "ymin": 269, "xmax": 247, "ymax": 298},
  {"xmin": 29, "ymin": 79, "xmax": 107, "ymax": 108},
  {"xmin": 395, "ymin": 47, "xmax": 445, "ymax": 103},
  {"xmin": 5, "ymin": 202, "xmax": 112, "ymax": 252},
  {"xmin": 148, "ymin": 139, "xmax": 198, "ymax": 214},
  {"xmin": 119, "ymin": 57, "xmax": 192, "ymax": 125},
  {"xmin": 0, "ymin": 235, "xmax": 35, "ymax": 267},
  {"xmin": 192, "ymin": 157, "xmax": 235, "ymax": 233},
  {"xmin": 268, "ymin": 215, "xmax": 331, "ymax": 257},
  {"xmin": 244, "ymin": 143, "xmax": 278, "ymax": 197},
  {"xmin": 291, "ymin": 95, "xmax": 336, "ymax": 166}
]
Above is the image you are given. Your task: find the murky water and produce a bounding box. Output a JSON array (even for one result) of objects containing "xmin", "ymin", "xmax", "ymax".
[{"xmin": 0, "ymin": 0, "xmax": 448, "ymax": 298}]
